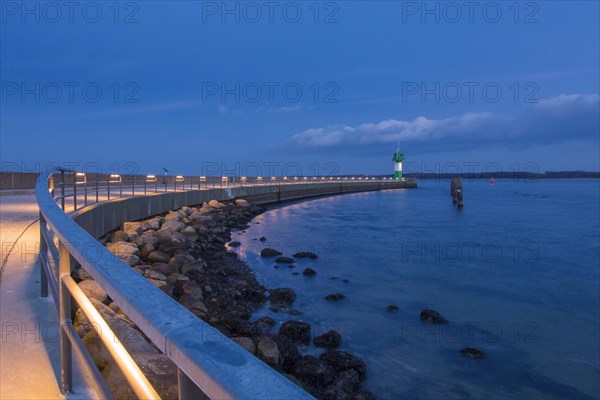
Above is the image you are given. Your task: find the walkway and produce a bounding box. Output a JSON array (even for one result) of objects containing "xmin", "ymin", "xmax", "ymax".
[{"xmin": 0, "ymin": 193, "xmax": 96, "ymax": 400}]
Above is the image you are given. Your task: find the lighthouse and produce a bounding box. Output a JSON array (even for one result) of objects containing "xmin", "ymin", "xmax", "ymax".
[{"xmin": 393, "ymin": 142, "xmax": 404, "ymax": 180}]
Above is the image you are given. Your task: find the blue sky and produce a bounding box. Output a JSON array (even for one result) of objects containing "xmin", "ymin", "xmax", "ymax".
[{"xmin": 1, "ymin": 1, "xmax": 599, "ymax": 176}]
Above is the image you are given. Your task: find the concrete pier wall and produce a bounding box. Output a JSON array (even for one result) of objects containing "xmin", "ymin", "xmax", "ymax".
[{"xmin": 71, "ymin": 181, "xmax": 415, "ymax": 239}]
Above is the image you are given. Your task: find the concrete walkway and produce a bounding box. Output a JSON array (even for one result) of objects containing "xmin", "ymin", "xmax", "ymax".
[{"xmin": 0, "ymin": 193, "xmax": 96, "ymax": 399}]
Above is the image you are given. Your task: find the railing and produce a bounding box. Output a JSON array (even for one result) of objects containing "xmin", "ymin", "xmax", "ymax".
[{"xmin": 37, "ymin": 167, "xmax": 416, "ymax": 399}]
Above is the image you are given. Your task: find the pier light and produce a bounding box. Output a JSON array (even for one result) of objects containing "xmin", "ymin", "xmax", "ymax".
[
  {"xmin": 293, "ymin": 177, "xmax": 298, "ymax": 181},
  {"xmin": 241, "ymin": 176, "xmax": 247, "ymax": 182},
  {"xmin": 146, "ymin": 175, "xmax": 157, "ymax": 182},
  {"xmin": 321, "ymin": 177, "xmax": 326, "ymax": 181},
  {"xmin": 283, "ymin": 176, "xmax": 288, "ymax": 181},
  {"xmin": 221, "ymin": 176, "xmax": 228, "ymax": 183},
  {"xmin": 303, "ymin": 177, "xmax": 308, "ymax": 181},
  {"xmin": 199, "ymin": 176, "xmax": 207, "ymax": 182},
  {"xmin": 271, "ymin": 176, "xmax": 276, "ymax": 182},
  {"xmin": 351, "ymin": 177, "xmax": 355, "ymax": 180},
  {"xmin": 257, "ymin": 176, "xmax": 263, "ymax": 182},
  {"xmin": 175, "ymin": 175, "xmax": 185, "ymax": 182},
  {"xmin": 109, "ymin": 174, "xmax": 122, "ymax": 183},
  {"xmin": 75, "ymin": 172, "xmax": 87, "ymax": 184},
  {"xmin": 312, "ymin": 177, "xmax": 317, "ymax": 180}
]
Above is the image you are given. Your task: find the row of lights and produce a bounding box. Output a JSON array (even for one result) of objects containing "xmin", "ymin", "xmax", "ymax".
[{"xmin": 73, "ymin": 172, "xmax": 395, "ymax": 184}]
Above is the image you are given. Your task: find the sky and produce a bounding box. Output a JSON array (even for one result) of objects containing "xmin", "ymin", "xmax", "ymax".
[{"xmin": 1, "ymin": 0, "xmax": 599, "ymax": 177}]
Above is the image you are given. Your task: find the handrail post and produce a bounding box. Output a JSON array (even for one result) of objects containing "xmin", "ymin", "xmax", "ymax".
[
  {"xmin": 58, "ymin": 242, "xmax": 73, "ymax": 394},
  {"xmin": 84, "ymin": 178, "xmax": 88, "ymax": 207},
  {"xmin": 107, "ymin": 176, "xmax": 111, "ymax": 200},
  {"xmin": 73, "ymin": 174, "xmax": 77, "ymax": 211},
  {"xmin": 39, "ymin": 213, "xmax": 48, "ymax": 298},
  {"xmin": 132, "ymin": 175, "xmax": 135, "ymax": 197},
  {"xmin": 119, "ymin": 178, "xmax": 123, "ymax": 198},
  {"xmin": 178, "ymin": 368, "xmax": 206, "ymax": 400},
  {"xmin": 95, "ymin": 174, "xmax": 99, "ymax": 203},
  {"xmin": 60, "ymin": 169, "xmax": 65, "ymax": 211}
]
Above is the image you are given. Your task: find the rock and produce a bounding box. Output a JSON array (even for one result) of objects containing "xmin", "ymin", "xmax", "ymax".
[
  {"xmin": 303, "ymin": 268, "xmax": 317, "ymax": 276},
  {"xmin": 288, "ymin": 310, "xmax": 302, "ymax": 316},
  {"xmin": 135, "ymin": 233, "xmax": 158, "ymax": 248},
  {"xmin": 102, "ymin": 353, "xmax": 178, "ymax": 400},
  {"xmin": 325, "ymin": 369, "xmax": 361, "ymax": 398},
  {"xmin": 235, "ymin": 199, "xmax": 250, "ymax": 207},
  {"xmin": 145, "ymin": 270, "xmax": 167, "ymax": 281},
  {"xmin": 319, "ymin": 351, "xmax": 367, "ymax": 377},
  {"xmin": 180, "ymin": 226, "xmax": 199, "ymax": 242},
  {"xmin": 254, "ymin": 317, "xmax": 275, "ymax": 335},
  {"xmin": 293, "ymin": 355, "xmax": 335, "ymax": 389},
  {"xmin": 228, "ymin": 241, "xmax": 241, "ymax": 247},
  {"xmin": 147, "ymin": 278, "xmax": 168, "ymax": 291},
  {"xmin": 256, "ymin": 316, "xmax": 275, "ymax": 327},
  {"xmin": 292, "ymin": 252, "xmax": 318, "ymax": 259},
  {"xmin": 279, "ymin": 320, "xmax": 311, "ymax": 344},
  {"xmin": 208, "ymin": 199, "xmax": 225, "ymax": 208},
  {"xmin": 275, "ymin": 256, "xmax": 294, "ymax": 264},
  {"xmin": 420, "ymin": 309, "xmax": 448, "ymax": 324},
  {"xmin": 271, "ymin": 335, "xmax": 301, "ymax": 372},
  {"xmin": 156, "ymin": 228, "xmax": 187, "ymax": 249},
  {"xmin": 182, "ymin": 281, "xmax": 204, "ymax": 300},
  {"xmin": 325, "ymin": 293, "xmax": 345, "ymax": 301},
  {"xmin": 147, "ymin": 251, "xmax": 171, "ymax": 264},
  {"xmin": 141, "ymin": 217, "xmax": 161, "ymax": 231},
  {"xmin": 78, "ymin": 280, "xmax": 108, "ymax": 304},
  {"xmin": 459, "ymin": 347, "xmax": 486, "ymax": 359},
  {"xmin": 386, "ymin": 304, "xmax": 399, "ymax": 312},
  {"xmin": 179, "ymin": 294, "xmax": 208, "ymax": 314},
  {"xmin": 106, "ymin": 241, "xmax": 139, "ymax": 256},
  {"xmin": 122, "ymin": 222, "xmax": 143, "ymax": 238},
  {"xmin": 257, "ymin": 336, "xmax": 279, "ymax": 366},
  {"xmin": 140, "ymin": 244, "xmax": 155, "ymax": 260},
  {"xmin": 181, "ymin": 259, "xmax": 207, "ymax": 275},
  {"xmin": 268, "ymin": 288, "xmax": 296, "ymax": 306},
  {"xmin": 161, "ymin": 220, "xmax": 185, "ymax": 232},
  {"xmin": 71, "ymin": 266, "xmax": 92, "ymax": 282},
  {"xmin": 152, "ymin": 263, "xmax": 178, "ymax": 276},
  {"xmin": 261, "ymin": 248, "xmax": 282, "ymax": 257},
  {"xmin": 259, "ymin": 236, "xmax": 267, "ymax": 241},
  {"xmin": 313, "ymin": 330, "xmax": 342, "ymax": 349},
  {"xmin": 232, "ymin": 337, "xmax": 256, "ymax": 355},
  {"xmin": 110, "ymin": 231, "xmax": 129, "ymax": 243},
  {"xmin": 342, "ymin": 279, "xmax": 350, "ymax": 284},
  {"xmin": 118, "ymin": 253, "xmax": 140, "ymax": 267}
]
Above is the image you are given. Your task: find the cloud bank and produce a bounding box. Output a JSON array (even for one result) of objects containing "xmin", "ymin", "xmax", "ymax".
[{"xmin": 289, "ymin": 94, "xmax": 599, "ymax": 150}]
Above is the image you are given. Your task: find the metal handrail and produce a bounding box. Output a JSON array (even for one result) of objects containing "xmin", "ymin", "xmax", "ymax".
[{"xmin": 37, "ymin": 167, "xmax": 315, "ymax": 399}]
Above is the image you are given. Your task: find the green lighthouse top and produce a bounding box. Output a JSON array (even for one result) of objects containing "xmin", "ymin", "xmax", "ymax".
[{"xmin": 393, "ymin": 142, "xmax": 404, "ymax": 163}]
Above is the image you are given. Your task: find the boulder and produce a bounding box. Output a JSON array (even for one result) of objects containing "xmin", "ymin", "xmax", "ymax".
[
  {"xmin": 271, "ymin": 335, "xmax": 301, "ymax": 373},
  {"xmin": 303, "ymin": 268, "xmax": 317, "ymax": 276},
  {"xmin": 110, "ymin": 231, "xmax": 129, "ymax": 243},
  {"xmin": 319, "ymin": 351, "xmax": 367, "ymax": 377},
  {"xmin": 292, "ymin": 252, "xmax": 318, "ymax": 259},
  {"xmin": 141, "ymin": 217, "xmax": 161, "ymax": 231},
  {"xmin": 145, "ymin": 270, "xmax": 167, "ymax": 281},
  {"xmin": 180, "ymin": 226, "xmax": 199, "ymax": 242},
  {"xmin": 156, "ymin": 228, "xmax": 187, "ymax": 248},
  {"xmin": 235, "ymin": 199, "xmax": 250, "ymax": 207},
  {"xmin": 386, "ymin": 304, "xmax": 399, "ymax": 312},
  {"xmin": 256, "ymin": 336, "xmax": 279, "ymax": 366},
  {"xmin": 147, "ymin": 251, "xmax": 171, "ymax": 264},
  {"xmin": 181, "ymin": 259, "xmax": 207, "ymax": 275},
  {"xmin": 179, "ymin": 295, "xmax": 208, "ymax": 314},
  {"xmin": 420, "ymin": 309, "xmax": 448, "ymax": 324},
  {"xmin": 323, "ymin": 369, "xmax": 361, "ymax": 399},
  {"xmin": 106, "ymin": 241, "xmax": 139, "ymax": 256},
  {"xmin": 259, "ymin": 236, "xmax": 267, "ymax": 242},
  {"xmin": 313, "ymin": 330, "xmax": 341, "ymax": 349},
  {"xmin": 325, "ymin": 294, "xmax": 345, "ymax": 301},
  {"xmin": 232, "ymin": 337, "xmax": 256, "ymax": 355},
  {"xmin": 161, "ymin": 220, "xmax": 185, "ymax": 232},
  {"xmin": 459, "ymin": 347, "xmax": 486, "ymax": 359},
  {"xmin": 261, "ymin": 248, "xmax": 282, "ymax": 257},
  {"xmin": 118, "ymin": 253, "xmax": 140, "ymax": 267},
  {"xmin": 268, "ymin": 288, "xmax": 296, "ymax": 306},
  {"xmin": 293, "ymin": 355, "xmax": 334, "ymax": 389},
  {"xmin": 208, "ymin": 200, "xmax": 225, "ymax": 209},
  {"xmin": 279, "ymin": 320, "xmax": 311, "ymax": 344},
  {"xmin": 78, "ymin": 280, "xmax": 108, "ymax": 304},
  {"xmin": 122, "ymin": 222, "xmax": 143, "ymax": 238},
  {"xmin": 228, "ymin": 241, "xmax": 241, "ymax": 247},
  {"xmin": 135, "ymin": 233, "xmax": 158, "ymax": 248}
]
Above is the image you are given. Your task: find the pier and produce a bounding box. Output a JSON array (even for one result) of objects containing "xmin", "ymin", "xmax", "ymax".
[{"xmin": 1, "ymin": 169, "xmax": 416, "ymax": 399}]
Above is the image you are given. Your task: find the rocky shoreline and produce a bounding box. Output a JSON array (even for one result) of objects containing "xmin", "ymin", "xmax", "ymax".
[{"xmin": 72, "ymin": 198, "xmax": 375, "ymax": 399}]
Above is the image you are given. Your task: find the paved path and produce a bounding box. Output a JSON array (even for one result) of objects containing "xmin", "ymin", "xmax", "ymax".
[{"xmin": 0, "ymin": 193, "xmax": 96, "ymax": 400}]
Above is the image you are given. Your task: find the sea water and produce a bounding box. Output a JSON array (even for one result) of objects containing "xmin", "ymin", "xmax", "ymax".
[{"xmin": 233, "ymin": 179, "xmax": 600, "ymax": 399}]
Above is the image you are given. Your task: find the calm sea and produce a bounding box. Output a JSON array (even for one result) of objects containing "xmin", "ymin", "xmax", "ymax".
[{"xmin": 233, "ymin": 179, "xmax": 600, "ymax": 399}]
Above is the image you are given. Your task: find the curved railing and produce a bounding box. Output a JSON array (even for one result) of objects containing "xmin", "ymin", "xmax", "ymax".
[{"xmin": 37, "ymin": 167, "xmax": 314, "ymax": 399}]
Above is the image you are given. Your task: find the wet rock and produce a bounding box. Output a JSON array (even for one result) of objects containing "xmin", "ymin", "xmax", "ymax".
[
  {"xmin": 292, "ymin": 252, "xmax": 318, "ymax": 259},
  {"xmin": 147, "ymin": 251, "xmax": 171, "ymax": 264},
  {"xmin": 122, "ymin": 221, "xmax": 143, "ymax": 238},
  {"xmin": 261, "ymin": 248, "xmax": 282, "ymax": 257},
  {"xmin": 179, "ymin": 295, "xmax": 208, "ymax": 314},
  {"xmin": 325, "ymin": 293, "xmax": 346, "ymax": 301},
  {"xmin": 232, "ymin": 337, "xmax": 256, "ymax": 355},
  {"xmin": 259, "ymin": 236, "xmax": 267, "ymax": 241},
  {"xmin": 275, "ymin": 256, "xmax": 294, "ymax": 264},
  {"xmin": 118, "ymin": 253, "xmax": 140, "ymax": 267},
  {"xmin": 293, "ymin": 355, "xmax": 335, "ymax": 389},
  {"xmin": 228, "ymin": 241, "xmax": 241, "ymax": 247},
  {"xmin": 268, "ymin": 288, "xmax": 296, "ymax": 306},
  {"xmin": 145, "ymin": 270, "xmax": 167, "ymax": 281},
  {"xmin": 322, "ymin": 369, "xmax": 361, "ymax": 399},
  {"xmin": 106, "ymin": 241, "xmax": 139, "ymax": 256},
  {"xmin": 386, "ymin": 305, "xmax": 399, "ymax": 312},
  {"xmin": 420, "ymin": 309, "xmax": 448, "ymax": 324},
  {"xmin": 161, "ymin": 220, "xmax": 185, "ymax": 232},
  {"xmin": 313, "ymin": 330, "xmax": 342, "ymax": 349},
  {"xmin": 152, "ymin": 263, "xmax": 178, "ymax": 277},
  {"xmin": 141, "ymin": 217, "xmax": 161, "ymax": 231},
  {"xmin": 271, "ymin": 335, "xmax": 300, "ymax": 372},
  {"xmin": 319, "ymin": 350, "xmax": 367, "ymax": 378},
  {"xmin": 147, "ymin": 278, "xmax": 168, "ymax": 292},
  {"xmin": 110, "ymin": 231, "xmax": 129, "ymax": 243},
  {"xmin": 459, "ymin": 347, "xmax": 486, "ymax": 359},
  {"xmin": 342, "ymin": 279, "xmax": 350, "ymax": 284},
  {"xmin": 257, "ymin": 336, "xmax": 279, "ymax": 366},
  {"xmin": 235, "ymin": 199, "xmax": 250, "ymax": 207},
  {"xmin": 279, "ymin": 320, "xmax": 311, "ymax": 344},
  {"xmin": 181, "ymin": 259, "xmax": 207, "ymax": 275},
  {"xmin": 180, "ymin": 226, "xmax": 199, "ymax": 242},
  {"xmin": 303, "ymin": 268, "xmax": 317, "ymax": 276},
  {"xmin": 135, "ymin": 233, "xmax": 158, "ymax": 248},
  {"xmin": 288, "ymin": 310, "xmax": 302, "ymax": 316}
]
